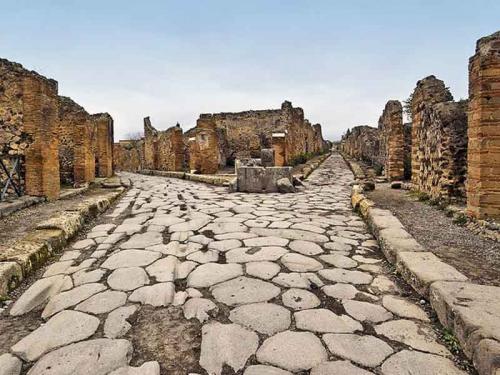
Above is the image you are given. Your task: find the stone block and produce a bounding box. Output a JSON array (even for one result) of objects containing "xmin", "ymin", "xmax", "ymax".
[{"xmin": 237, "ymin": 166, "xmax": 292, "ymax": 193}]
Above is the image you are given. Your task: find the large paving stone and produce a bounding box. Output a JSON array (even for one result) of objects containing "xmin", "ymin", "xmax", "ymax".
[
  {"xmin": 295, "ymin": 308, "xmax": 362, "ymax": 333},
  {"xmin": 128, "ymin": 282, "xmax": 175, "ymax": 306},
  {"xmin": 229, "ymin": 303, "xmax": 291, "ymax": 335},
  {"xmin": 381, "ymin": 350, "xmax": 467, "ymax": 375},
  {"xmin": 288, "ymin": 240, "xmax": 324, "ymax": 255},
  {"xmin": 186, "ymin": 249, "xmax": 219, "ymax": 263},
  {"xmin": 27, "ymin": 338, "xmax": 132, "ymax": 375},
  {"xmin": 42, "ymin": 282, "xmax": 107, "ymax": 318},
  {"xmin": 211, "ymin": 276, "xmax": 281, "ymax": 306},
  {"xmin": 109, "ymin": 361, "xmax": 160, "ymax": 375},
  {"xmin": 12, "ymin": 310, "xmax": 99, "ymax": 361},
  {"xmin": 322, "ymin": 284, "xmax": 358, "ymax": 300},
  {"xmin": 107, "ymin": 267, "xmax": 149, "ymax": 291},
  {"xmin": 323, "ymin": 333, "xmax": 394, "ymax": 367},
  {"xmin": 145, "ymin": 256, "xmax": 178, "ymax": 282},
  {"xmin": 429, "ymin": 281, "xmax": 500, "ymax": 358},
  {"xmin": 120, "ymin": 232, "xmax": 163, "ymax": 249},
  {"xmin": 244, "ymin": 365, "xmax": 292, "ymax": 375},
  {"xmin": 375, "ymin": 319, "xmax": 450, "ymax": 356},
  {"xmin": 245, "ymin": 261, "xmax": 281, "ymax": 280},
  {"xmin": 187, "ymin": 263, "xmax": 243, "ymax": 288},
  {"xmin": 243, "ymin": 236, "xmax": 289, "ymax": 247},
  {"xmin": 320, "ymin": 254, "xmax": 357, "ymax": 268},
  {"xmin": 183, "ymin": 297, "xmax": 218, "ymax": 322},
  {"xmin": 76, "ymin": 290, "xmax": 127, "ymax": 314},
  {"xmin": 72, "ymin": 268, "xmax": 106, "ymax": 286},
  {"xmin": 281, "ymin": 288, "xmax": 320, "ymax": 310},
  {"xmin": 10, "ymin": 274, "xmax": 72, "ymax": 316},
  {"xmin": 250, "ymin": 228, "xmax": 329, "ymax": 243},
  {"xmin": 226, "ymin": 247, "xmax": 288, "ymax": 263},
  {"xmin": 281, "ymin": 253, "xmax": 323, "ymax": 272},
  {"xmin": 272, "ymin": 272, "xmax": 321, "ymax": 289},
  {"xmin": 343, "ymin": 300, "xmax": 393, "ymax": 323},
  {"xmin": 202, "ymin": 222, "xmax": 248, "ymax": 235},
  {"xmin": 318, "ymin": 269, "xmax": 373, "ymax": 284},
  {"xmin": 0, "ymin": 353, "xmax": 21, "ymax": 375},
  {"xmin": 310, "ymin": 360, "xmax": 372, "ymax": 375},
  {"xmin": 382, "ymin": 295, "xmax": 429, "ymax": 321},
  {"xmin": 104, "ymin": 305, "xmax": 138, "ymax": 338},
  {"xmin": 102, "ymin": 250, "xmax": 161, "ymax": 270},
  {"xmin": 256, "ymin": 330, "xmax": 328, "ymax": 371},
  {"xmin": 199, "ymin": 322, "xmax": 259, "ymax": 375}
]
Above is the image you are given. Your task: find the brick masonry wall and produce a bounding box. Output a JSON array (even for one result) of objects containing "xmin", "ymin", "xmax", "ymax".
[
  {"xmin": 467, "ymin": 31, "xmax": 500, "ymax": 219},
  {"xmin": 143, "ymin": 118, "xmax": 185, "ymax": 172},
  {"xmin": 341, "ymin": 125, "xmax": 382, "ymax": 169},
  {"xmin": 379, "ymin": 100, "xmax": 405, "ymax": 181},
  {"xmin": 113, "ymin": 140, "xmax": 143, "ymax": 172}
]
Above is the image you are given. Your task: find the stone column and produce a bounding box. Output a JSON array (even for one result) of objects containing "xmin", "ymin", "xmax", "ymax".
[
  {"xmin": 73, "ymin": 117, "xmax": 95, "ymax": 185},
  {"xmin": 196, "ymin": 117, "xmax": 220, "ymax": 174},
  {"xmin": 95, "ymin": 114, "xmax": 114, "ymax": 178},
  {"xmin": 272, "ymin": 133, "xmax": 286, "ymax": 166},
  {"xmin": 380, "ymin": 100, "xmax": 404, "ymax": 181},
  {"xmin": 467, "ymin": 31, "xmax": 500, "ymax": 219},
  {"xmin": 410, "ymin": 76, "xmax": 453, "ymax": 188},
  {"xmin": 23, "ymin": 75, "xmax": 60, "ymax": 199}
]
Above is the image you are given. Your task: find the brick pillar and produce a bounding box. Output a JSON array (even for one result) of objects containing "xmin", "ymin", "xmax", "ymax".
[
  {"xmin": 380, "ymin": 100, "xmax": 404, "ymax": 181},
  {"xmin": 196, "ymin": 117, "xmax": 220, "ymax": 174},
  {"xmin": 95, "ymin": 114, "xmax": 114, "ymax": 177},
  {"xmin": 23, "ymin": 75, "xmax": 60, "ymax": 199},
  {"xmin": 172, "ymin": 126, "xmax": 185, "ymax": 172},
  {"xmin": 410, "ymin": 76, "xmax": 453, "ymax": 188},
  {"xmin": 467, "ymin": 31, "xmax": 500, "ymax": 219},
  {"xmin": 73, "ymin": 117, "xmax": 95, "ymax": 185},
  {"xmin": 272, "ymin": 133, "xmax": 286, "ymax": 166}
]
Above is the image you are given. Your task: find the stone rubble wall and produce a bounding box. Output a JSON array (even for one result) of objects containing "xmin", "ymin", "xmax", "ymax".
[
  {"xmin": 379, "ymin": 100, "xmax": 405, "ymax": 181},
  {"xmin": 467, "ymin": 31, "xmax": 500, "ymax": 219},
  {"xmin": 0, "ymin": 58, "xmax": 114, "ymax": 199},
  {"xmin": 340, "ymin": 125, "xmax": 383, "ymax": 169},
  {"xmin": 113, "ymin": 140, "xmax": 144, "ymax": 172}
]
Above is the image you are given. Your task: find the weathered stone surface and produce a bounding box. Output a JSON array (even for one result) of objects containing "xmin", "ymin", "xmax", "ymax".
[
  {"xmin": 27, "ymin": 338, "xmax": 132, "ymax": 375},
  {"xmin": 183, "ymin": 297, "xmax": 218, "ymax": 322},
  {"xmin": 276, "ymin": 177, "xmax": 295, "ymax": 193},
  {"xmin": 128, "ymin": 282, "xmax": 175, "ymax": 306},
  {"xmin": 42, "ymin": 282, "xmax": 107, "ymax": 318},
  {"xmin": 120, "ymin": 232, "xmax": 162, "ymax": 249},
  {"xmin": 187, "ymin": 263, "xmax": 243, "ymax": 288},
  {"xmin": 281, "ymin": 288, "xmax": 320, "ymax": 310},
  {"xmin": 107, "ymin": 267, "xmax": 149, "ymax": 291},
  {"xmin": 12, "ymin": 310, "xmax": 99, "ymax": 361},
  {"xmin": 208, "ymin": 239, "xmax": 242, "ymax": 252},
  {"xmin": 320, "ymin": 254, "xmax": 357, "ymax": 268},
  {"xmin": 229, "ymin": 303, "xmax": 291, "ymax": 335},
  {"xmin": 0, "ymin": 353, "xmax": 21, "ymax": 375},
  {"xmin": 375, "ymin": 319, "xmax": 450, "ymax": 356},
  {"xmin": 72, "ymin": 268, "xmax": 106, "ymax": 286},
  {"xmin": 343, "ymin": 300, "xmax": 393, "ymax": 323},
  {"xmin": 322, "ymin": 283, "xmax": 358, "ymax": 299},
  {"xmin": 104, "ymin": 305, "xmax": 138, "ymax": 338},
  {"xmin": 245, "ymin": 261, "xmax": 281, "ymax": 280},
  {"xmin": 76, "ymin": 290, "xmax": 127, "ymax": 314},
  {"xmin": 186, "ymin": 249, "xmax": 219, "ymax": 263},
  {"xmin": 108, "ymin": 362, "xmax": 160, "ymax": 375},
  {"xmin": 382, "ymin": 295, "xmax": 429, "ymax": 321},
  {"xmin": 310, "ymin": 360, "xmax": 372, "ymax": 375},
  {"xmin": 256, "ymin": 330, "xmax": 328, "ymax": 371},
  {"xmin": 272, "ymin": 272, "xmax": 320, "ymax": 289},
  {"xmin": 102, "ymin": 250, "xmax": 161, "ymax": 270},
  {"xmin": 199, "ymin": 322, "xmax": 259, "ymax": 375},
  {"xmin": 295, "ymin": 308, "xmax": 363, "ymax": 333},
  {"xmin": 251, "ymin": 228, "xmax": 329, "ymax": 243},
  {"xmin": 244, "ymin": 365, "xmax": 292, "ymax": 375},
  {"xmin": 10, "ymin": 274, "xmax": 72, "ymax": 316},
  {"xmin": 381, "ymin": 350, "xmax": 467, "ymax": 375},
  {"xmin": 243, "ymin": 236, "xmax": 289, "ymax": 247},
  {"xmin": 226, "ymin": 246, "xmax": 288, "ymax": 263},
  {"xmin": 323, "ymin": 333, "xmax": 393, "ymax": 367},
  {"xmin": 145, "ymin": 256, "xmax": 178, "ymax": 282},
  {"xmin": 281, "ymin": 253, "xmax": 323, "ymax": 272},
  {"xmin": 318, "ymin": 269, "xmax": 373, "ymax": 284},
  {"xmin": 211, "ymin": 276, "xmax": 281, "ymax": 306}
]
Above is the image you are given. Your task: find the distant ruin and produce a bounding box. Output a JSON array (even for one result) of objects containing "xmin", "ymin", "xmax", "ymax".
[
  {"xmin": 114, "ymin": 101, "xmax": 329, "ymax": 174},
  {"xmin": 340, "ymin": 31, "xmax": 500, "ymax": 219},
  {"xmin": 0, "ymin": 59, "xmax": 114, "ymax": 200}
]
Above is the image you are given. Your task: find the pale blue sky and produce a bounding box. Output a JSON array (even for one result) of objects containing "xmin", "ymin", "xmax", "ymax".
[{"xmin": 2, "ymin": 1, "xmax": 499, "ymax": 141}]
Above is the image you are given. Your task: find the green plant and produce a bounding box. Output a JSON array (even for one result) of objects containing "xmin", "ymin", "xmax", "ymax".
[
  {"xmin": 442, "ymin": 328, "xmax": 461, "ymax": 353},
  {"xmin": 452, "ymin": 213, "xmax": 468, "ymax": 226}
]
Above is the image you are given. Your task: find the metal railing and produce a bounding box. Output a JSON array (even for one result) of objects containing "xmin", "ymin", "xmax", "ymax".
[{"xmin": 0, "ymin": 155, "xmax": 24, "ymax": 201}]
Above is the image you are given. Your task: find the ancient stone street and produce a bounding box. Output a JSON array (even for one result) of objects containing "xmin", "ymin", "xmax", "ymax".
[{"xmin": 0, "ymin": 153, "xmax": 469, "ymax": 374}]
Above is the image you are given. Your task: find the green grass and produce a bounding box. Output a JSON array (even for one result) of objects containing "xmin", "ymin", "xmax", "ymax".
[{"xmin": 442, "ymin": 328, "xmax": 461, "ymax": 353}]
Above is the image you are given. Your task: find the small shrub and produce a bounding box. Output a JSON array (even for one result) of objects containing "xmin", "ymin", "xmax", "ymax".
[
  {"xmin": 452, "ymin": 213, "xmax": 468, "ymax": 226},
  {"xmin": 442, "ymin": 329, "xmax": 461, "ymax": 354}
]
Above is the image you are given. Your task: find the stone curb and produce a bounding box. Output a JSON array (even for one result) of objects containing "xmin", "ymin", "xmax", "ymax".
[
  {"xmin": 0, "ymin": 187, "xmax": 125, "ymax": 298},
  {"xmin": 348, "ymin": 176, "xmax": 500, "ymax": 375},
  {"xmin": 140, "ymin": 169, "xmax": 235, "ymax": 186}
]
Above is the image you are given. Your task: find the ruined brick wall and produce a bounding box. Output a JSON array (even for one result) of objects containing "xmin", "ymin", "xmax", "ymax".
[
  {"xmin": 143, "ymin": 118, "xmax": 185, "ymax": 172},
  {"xmin": 93, "ymin": 113, "xmax": 114, "ymax": 178},
  {"xmin": 341, "ymin": 125, "xmax": 382, "ymax": 168},
  {"xmin": 418, "ymin": 101, "xmax": 468, "ymax": 199},
  {"xmin": 113, "ymin": 140, "xmax": 143, "ymax": 172},
  {"xmin": 467, "ymin": 31, "xmax": 500, "ymax": 219},
  {"xmin": 403, "ymin": 123, "xmax": 412, "ymax": 180},
  {"xmin": 191, "ymin": 117, "xmax": 221, "ymax": 174},
  {"xmin": 410, "ymin": 76, "xmax": 454, "ymax": 186},
  {"xmin": 379, "ymin": 100, "xmax": 404, "ymax": 181},
  {"xmin": 0, "ymin": 59, "xmax": 60, "ymax": 199}
]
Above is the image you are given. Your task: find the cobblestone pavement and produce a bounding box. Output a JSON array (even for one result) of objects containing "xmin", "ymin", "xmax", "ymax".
[{"xmin": 0, "ymin": 153, "xmax": 470, "ymax": 374}]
